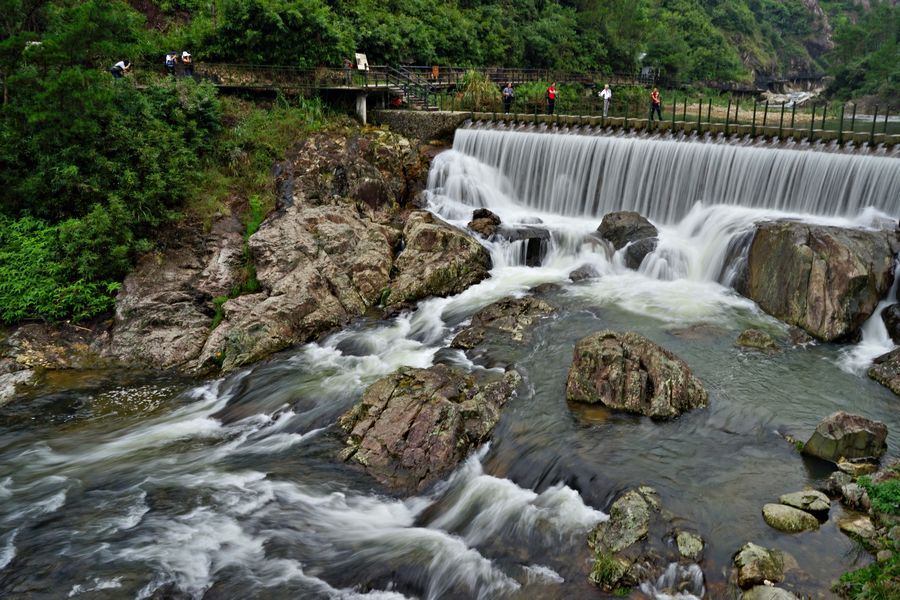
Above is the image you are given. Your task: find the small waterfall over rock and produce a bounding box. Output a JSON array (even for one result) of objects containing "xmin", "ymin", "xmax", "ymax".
[{"xmin": 430, "ymin": 128, "xmax": 900, "ymax": 223}]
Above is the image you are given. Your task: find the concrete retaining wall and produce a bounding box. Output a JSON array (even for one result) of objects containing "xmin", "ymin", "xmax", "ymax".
[{"xmin": 371, "ymin": 110, "xmax": 471, "ymax": 142}]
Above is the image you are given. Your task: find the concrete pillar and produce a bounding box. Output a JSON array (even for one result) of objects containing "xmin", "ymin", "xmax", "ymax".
[{"xmin": 356, "ymin": 92, "xmax": 367, "ymax": 125}]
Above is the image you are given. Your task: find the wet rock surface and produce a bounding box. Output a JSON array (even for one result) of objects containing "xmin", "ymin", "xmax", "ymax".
[
  {"xmin": 762, "ymin": 503, "xmax": 820, "ymax": 532},
  {"xmin": 596, "ymin": 211, "xmax": 659, "ymax": 270},
  {"xmin": 339, "ymin": 365, "xmax": 521, "ymax": 492},
  {"xmin": 388, "ymin": 210, "xmax": 491, "ymax": 306},
  {"xmin": 742, "ymin": 586, "xmax": 800, "ymax": 600},
  {"xmin": 736, "ymin": 220, "xmax": 899, "ymax": 341},
  {"xmin": 497, "ymin": 225, "xmax": 550, "ymax": 267},
  {"xmin": 868, "ymin": 347, "xmax": 900, "ymax": 396},
  {"xmin": 733, "ymin": 542, "xmax": 788, "ymax": 588},
  {"xmin": 451, "ymin": 296, "xmax": 556, "ymax": 349},
  {"xmin": 880, "ymin": 303, "xmax": 900, "ymax": 344},
  {"xmin": 566, "ymin": 330, "xmax": 708, "ymax": 419},
  {"xmin": 467, "ymin": 208, "xmax": 501, "ymax": 238},
  {"xmin": 802, "ymin": 411, "xmax": 888, "ymax": 463},
  {"xmin": 778, "ymin": 490, "xmax": 830, "ymax": 516},
  {"xmin": 569, "ymin": 264, "xmax": 600, "ymax": 282},
  {"xmin": 587, "ymin": 486, "xmax": 702, "ymax": 593}
]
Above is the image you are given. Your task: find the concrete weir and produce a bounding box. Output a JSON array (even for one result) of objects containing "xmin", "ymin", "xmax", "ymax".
[{"xmin": 372, "ymin": 109, "xmax": 900, "ymax": 149}]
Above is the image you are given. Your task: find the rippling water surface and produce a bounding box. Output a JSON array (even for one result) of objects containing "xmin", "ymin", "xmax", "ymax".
[{"xmin": 2, "ymin": 130, "xmax": 899, "ymax": 599}]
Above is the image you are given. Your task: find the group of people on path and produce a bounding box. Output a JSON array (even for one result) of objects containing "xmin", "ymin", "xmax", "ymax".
[
  {"xmin": 110, "ymin": 51, "xmax": 193, "ymax": 79},
  {"xmin": 499, "ymin": 81, "xmax": 664, "ymax": 121}
]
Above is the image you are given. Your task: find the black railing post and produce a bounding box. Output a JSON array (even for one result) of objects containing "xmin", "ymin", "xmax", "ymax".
[
  {"xmin": 790, "ymin": 103, "xmax": 797, "ymax": 131},
  {"xmin": 671, "ymin": 94, "xmax": 676, "ymax": 129},
  {"xmin": 779, "ymin": 102, "xmax": 785, "ymax": 138},
  {"xmin": 850, "ymin": 103, "xmax": 857, "ymax": 135},
  {"xmin": 809, "ymin": 104, "xmax": 816, "ymax": 141},
  {"xmin": 870, "ymin": 106, "xmax": 878, "ymax": 144},
  {"xmin": 762, "ymin": 100, "xmax": 769, "ymax": 131},
  {"xmin": 707, "ymin": 99, "xmax": 711, "ymax": 124},
  {"xmin": 838, "ymin": 104, "xmax": 845, "ymax": 145},
  {"xmin": 725, "ymin": 98, "xmax": 732, "ymax": 135},
  {"xmin": 884, "ymin": 108, "xmax": 891, "ymax": 134},
  {"xmin": 696, "ymin": 97, "xmax": 701, "ymax": 133},
  {"xmin": 735, "ymin": 98, "xmax": 740, "ymax": 130},
  {"xmin": 751, "ymin": 101, "xmax": 757, "ymax": 137},
  {"xmin": 682, "ymin": 96, "xmax": 687, "ymax": 122}
]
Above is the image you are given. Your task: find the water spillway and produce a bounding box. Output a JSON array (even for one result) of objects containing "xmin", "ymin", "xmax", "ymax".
[
  {"xmin": 432, "ymin": 128, "xmax": 900, "ymax": 222},
  {"xmin": 2, "ymin": 129, "xmax": 900, "ymax": 599}
]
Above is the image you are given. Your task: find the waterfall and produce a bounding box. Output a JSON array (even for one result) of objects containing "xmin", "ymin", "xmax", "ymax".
[{"xmin": 429, "ymin": 128, "xmax": 900, "ymax": 223}]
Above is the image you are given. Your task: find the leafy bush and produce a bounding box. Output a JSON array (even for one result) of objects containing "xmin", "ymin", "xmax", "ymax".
[{"xmin": 859, "ymin": 477, "xmax": 900, "ymax": 517}]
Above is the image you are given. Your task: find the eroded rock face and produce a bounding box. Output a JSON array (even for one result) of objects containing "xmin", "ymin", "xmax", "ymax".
[
  {"xmin": 451, "ymin": 296, "xmax": 556, "ymax": 349},
  {"xmin": 802, "ymin": 411, "xmax": 888, "ymax": 463},
  {"xmin": 566, "ymin": 330, "xmax": 708, "ymax": 419},
  {"xmin": 880, "ymin": 304, "xmax": 900, "ymax": 344},
  {"xmin": 339, "ymin": 365, "xmax": 520, "ymax": 492},
  {"xmin": 597, "ymin": 211, "xmax": 659, "ymax": 270},
  {"xmin": 733, "ymin": 543, "xmax": 786, "ymax": 589},
  {"xmin": 388, "ymin": 211, "xmax": 491, "ymax": 306},
  {"xmin": 736, "ymin": 221, "xmax": 899, "ymax": 341}
]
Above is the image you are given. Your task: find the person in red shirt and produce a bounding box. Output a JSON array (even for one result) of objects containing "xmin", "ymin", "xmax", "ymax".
[
  {"xmin": 650, "ymin": 87, "xmax": 662, "ymax": 122},
  {"xmin": 546, "ymin": 82, "xmax": 557, "ymax": 115}
]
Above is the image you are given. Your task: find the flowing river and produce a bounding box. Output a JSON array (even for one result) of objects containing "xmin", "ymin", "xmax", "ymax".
[{"xmin": 2, "ymin": 127, "xmax": 899, "ymax": 599}]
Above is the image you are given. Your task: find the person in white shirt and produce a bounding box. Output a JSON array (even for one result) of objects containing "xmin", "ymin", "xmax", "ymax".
[
  {"xmin": 110, "ymin": 60, "xmax": 131, "ymax": 79},
  {"xmin": 181, "ymin": 51, "xmax": 193, "ymax": 77},
  {"xmin": 599, "ymin": 84, "xmax": 612, "ymax": 118}
]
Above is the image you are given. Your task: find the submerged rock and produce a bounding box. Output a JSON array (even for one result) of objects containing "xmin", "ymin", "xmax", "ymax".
[
  {"xmin": 733, "ymin": 542, "xmax": 786, "ymax": 589},
  {"xmin": 762, "ymin": 503, "xmax": 820, "ymax": 532},
  {"xmin": 868, "ymin": 348, "xmax": 900, "ymax": 396},
  {"xmin": 566, "ymin": 330, "xmax": 708, "ymax": 419},
  {"xmin": 0, "ymin": 369, "xmax": 34, "ymax": 406},
  {"xmin": 736, "ymin": 329, "xmax": 779, "ymax": 351},
  {"xmin": 675, "ymin": 530, "xmax": 705, "ymax": 561},
  {"xmin": 569, "ymin": 264, "xmax": 600, "ymax": 282},
  {"xmin": 389, "ymin": 211, "xmax": 491, "ymax": 306},
  {"xmin": 735, "ymin": 221, "xmax": 899, "ymax": 341},
  {"xmin": 597, "ymin": 211, "xmax": 659, "ymax": 270},
  {"xmin": 778, "ymin": 490, "xmax": 830, "ymax": 517},
  {"xmin": 838, "ymin": 515, "xmax": 877, "ymax": 546},
  {"xmin": 339, "ymin": 365, "xmax": 520, "ymax": 492},
  {"xmin": 468, "ymin": 208, "xmax": 501, "ymax": 238},
  {"xmin": 451, "ymin": 296, "xmax": 556, "ymax": 349},
  {"xmin": 802, "ymin": 411, "xmax": 888, "ymax": 463}
]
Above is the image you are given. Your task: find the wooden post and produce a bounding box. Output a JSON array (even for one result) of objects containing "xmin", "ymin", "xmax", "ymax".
[
  {"xmin": 821, "ymin": 103, "xmax": 827, "ymax": 130},
  {"xmin": 696, "ymin": 97, "xmax": 701, "ymax": 133},
  {"xmin": 779, "ymin": 102, "xmax": 785, "ymax": 138},
  {"xmin": 790, "ymin": 103, "xmax": 797, "ymax": 130},
  {"xmin": 850, "ymin": 103, "xmax": 857, "ymax": 134},
  {"xmin": 751, "ymin": 101, "xmax": 757, "ymax": 137},
  {"xmin": 883, "ymin": 108, "xmax": 891, "ymax": 134},
  {"xmin": 870, "ymin": 106, "xmax": 878, "ymax": 145},
  {"xmin": 682, "ymin": 96, "xmax": 687, "ymax": 122},
  {"xmin": 624, "ymin": 102, "xmax": 628, "ymax": 129},
  {"xmin": 707, "ymin": 98, "xmax": 712, "ymax": 124},
  {"xmin": 762, "ymin": 100, "xmax": 769, "ymax": 130},
  {"xmin": 735, "ymin": 98, "xmax": 740, "ymax": 131},
  {"xmin": 838, "ymin": 104, "xmax": 845, "ymax": 144}
]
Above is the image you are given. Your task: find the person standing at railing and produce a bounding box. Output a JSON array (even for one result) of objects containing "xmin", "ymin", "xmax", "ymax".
[
  {"xmin": 546, "ymin": 82, "xmax": 557, "ymax": 115},
  {"xmin": 649, "ymin": 87, "xmax": 662, "ymax": 122},
  {"xmin": 502, "ymin": 82, "xmax": 514, "ymax": 114},
  {"xmin": 599, "ymin": 84, "xmax": 611, "ymax": 117},
  {"xmin": 343, "ymin": 58, "xmax": 353, "ymax": 85}
]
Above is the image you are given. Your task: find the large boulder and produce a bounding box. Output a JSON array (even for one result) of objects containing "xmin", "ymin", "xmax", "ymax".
[
  {"xmin": 597, "ymin": 211, "xmax": 659, "ymax": 270},
  {"xmin": 566, "ymin": 330, "xmax": 708, "ymax": 419},
  {"xmin": 339, "ymin": 365, "xmax": 520, "ymax": 492},
  {"xmin": 451, "ymin": 296, "xmax": 556, "ymax": 349},
  {"xmin": 733, "ymin": 543, "xmax": 786, "ymax": 589},
  {"xmin": 588, "ymin": 487, "xmax": 703, "ymax": 593},
  {"xmin": 778, "ymin": 490, "xmax": 830, "ymax": 517},
  {"xmin": 869, "ymin": 348, "xmax": 900, "ymax": 396},
  {"xmin": 735, "ymin": 221, "xmax": 899, "ymax": 341},
  {"xmin": 387, "ymin": 211, "xmax": 491, "ymax": 306},
  {"xmin": 802, "ymin": 411, "xmax": 888, "ymax": 463}
]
